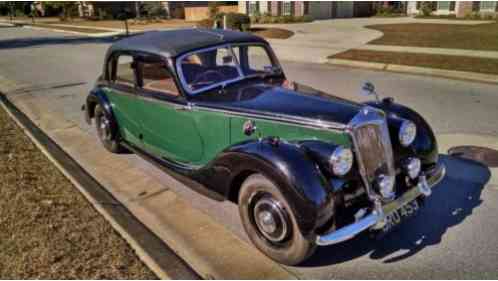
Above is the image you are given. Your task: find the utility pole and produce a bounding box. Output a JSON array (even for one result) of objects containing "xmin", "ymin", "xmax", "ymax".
[{"xmin": 135, "ymin": 1, "xmax": 141, "ymax": 19}]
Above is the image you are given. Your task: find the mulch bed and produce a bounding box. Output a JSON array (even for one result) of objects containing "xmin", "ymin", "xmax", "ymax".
[
  {"xmin": 250, "ymin": 27, "xmax": 294, "ymax": 39},
  {"xmin": 0, "ymin": 106, "xmax": 156, "ymax": 279}
]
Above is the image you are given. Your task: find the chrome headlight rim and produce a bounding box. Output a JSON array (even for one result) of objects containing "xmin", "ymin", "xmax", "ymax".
[
  {"xmin": 405, "ymin": 157, "xmax": 422, "ymax": 179},
  {"xmin": 329, "ymin": 146, "xmax": 354, "ymax": 176},
  {"xmin": 399, "ymin": 120, "xmax": 417, "ymax": 147}
]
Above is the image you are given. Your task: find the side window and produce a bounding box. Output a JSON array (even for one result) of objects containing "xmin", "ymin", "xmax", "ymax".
[
  {"xmin": 114, "ymin": 55, "xmax": 136, "ymax": 87},
  {"xmin": 247, "ymin": 46, "xmax": 273, "ymax": 73},
  {"xmin": 138, "ymin": 58, "xmax": 179, "ymax": 97}
]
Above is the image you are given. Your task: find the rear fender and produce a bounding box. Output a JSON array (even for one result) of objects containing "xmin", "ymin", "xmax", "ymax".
[{"xmin": 85, "ymin": 87, "xmax": 119, "ymax": 139}]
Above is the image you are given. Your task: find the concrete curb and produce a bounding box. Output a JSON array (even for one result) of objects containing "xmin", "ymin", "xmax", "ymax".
[
  {"xmin": 0, "ymin": 94, "xmax": 200, "ymax": 280},
  {"xmin": 21, "ymin": 24, "xmax": 123, "ymax": 38},
  {"xmin": 327, "ymin": 58, "xmax": 498, "ymax": 85}
]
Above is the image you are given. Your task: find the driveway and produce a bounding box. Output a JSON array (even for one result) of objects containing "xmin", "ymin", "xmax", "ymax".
[{"xmin": 260, "ymin": 17, "xmax": 493, "ymax": 63}]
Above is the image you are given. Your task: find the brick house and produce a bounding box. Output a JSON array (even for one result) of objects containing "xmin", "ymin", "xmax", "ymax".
[
  {"xmin": 407, "ymin": 1, "xmax": 498, "ymax": 18},
  {"xmin": 183, "ymin": 1, "xmax": 238, "ymax": 21},
  {"xmin": 238, "ymin": 1, "xmax": 375, "ymax": 19}
]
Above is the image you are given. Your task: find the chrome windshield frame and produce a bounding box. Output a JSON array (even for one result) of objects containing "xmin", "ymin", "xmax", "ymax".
[{"xmin": 175, "ymin": 42, "xmax": 280, "ymax": 96}]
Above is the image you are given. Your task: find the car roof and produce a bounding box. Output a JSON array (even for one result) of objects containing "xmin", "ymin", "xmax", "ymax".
[{"xmin": 108, "ymin": 28, "xmax": 268, "ymax": 58}]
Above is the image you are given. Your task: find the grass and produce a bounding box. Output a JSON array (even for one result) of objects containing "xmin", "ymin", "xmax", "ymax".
[
  {"xmin": 0, "ymin": 106, "xmax": 156, "ymax": 279},
  {"xmin": 330, "ymin": 49, "xmax": 498, "ymax": 75},
  {"xmin": 367, "ymin": 22, "xmax": 498, "ymax": 51},
  {"xmin": 250, "ymin": 27, "xmax": 294, "ymax": 39}
]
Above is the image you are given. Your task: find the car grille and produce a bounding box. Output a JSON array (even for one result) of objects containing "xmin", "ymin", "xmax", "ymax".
[{"xmin": 349, "ymin": 107, "xmax": 396, "ymax": 197}]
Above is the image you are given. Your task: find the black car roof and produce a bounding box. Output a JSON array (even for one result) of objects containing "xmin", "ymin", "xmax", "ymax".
[{"xmin": 108, "ymin": 28, "xmax": 268, "ymax": 58}]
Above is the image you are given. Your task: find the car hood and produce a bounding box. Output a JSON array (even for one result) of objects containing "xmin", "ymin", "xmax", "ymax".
[{"xmin": 193, "ymin": 82, "xmax": 363, "ymax": 128}]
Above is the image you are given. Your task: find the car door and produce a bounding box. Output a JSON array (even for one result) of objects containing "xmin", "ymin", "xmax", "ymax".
[
  {"xmin": 103, "ymin": 52, "xmax": 143, "ymax": 147},
  {"xmin": 134, "ymin": 54, "xmax": 207, "ymax": 165}
]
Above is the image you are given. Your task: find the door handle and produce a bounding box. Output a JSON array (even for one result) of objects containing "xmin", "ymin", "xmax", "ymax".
[{"xmin": 174, "ymin": 103, "xmax": 193, "ymax": 111}]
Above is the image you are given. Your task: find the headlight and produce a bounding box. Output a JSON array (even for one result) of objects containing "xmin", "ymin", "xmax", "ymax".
[
  {"xmin": 329, "ymin": 146, "xmax": 353, "ymax": 176},
  {"xmin": 399, "ymin": 120, "xmax": 417, "ymax": 147}
]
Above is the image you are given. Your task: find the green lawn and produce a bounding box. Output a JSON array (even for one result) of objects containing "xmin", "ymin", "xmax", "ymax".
[
  {"xmin": 330, "ymin": 49, "xmax": 498, "ymax": 75},
  {"xmin": 367, "ymin": 22, "xmax": 498, "ymax": 51}
]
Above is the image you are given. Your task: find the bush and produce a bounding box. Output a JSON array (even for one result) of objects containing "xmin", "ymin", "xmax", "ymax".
[
  {"xmin": 197, "ymin": 18, "xmax": 214, "ymax": 28},
  {"xmin": 224, "ymin": 12, "xmax": 251, "ymax": 31},
  {"xmin": 302, "ymin": 15, "xmax": 314, "ymax": 22},
  {"xmin": 464, "ymin": 12, "xmax": 482, "ymax": 20},
  {"xmin": 419, "ymin": 2, "xmax": 433, "ymax": 17}
]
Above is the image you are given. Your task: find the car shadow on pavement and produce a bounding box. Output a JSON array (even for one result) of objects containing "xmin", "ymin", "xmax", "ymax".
[
  {"xmin": 0, "ymin": 27, "xmax": 140, "ymax": 50},
  {"xmin": 301, "ymin": 154, "xmax": 490, "ymax": 267}
]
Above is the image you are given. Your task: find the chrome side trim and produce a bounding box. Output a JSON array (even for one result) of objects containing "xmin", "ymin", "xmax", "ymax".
[
  {"xmin": 195, "ymin": 104, "xmax": 347, "ymax": 131},
  {"xmin": 316, "ymin": 163, "xmax": 446, "ymax": 246}
]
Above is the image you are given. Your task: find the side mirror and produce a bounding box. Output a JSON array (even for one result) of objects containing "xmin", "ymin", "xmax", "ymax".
[{"xmin": 360, "ymin": 81, "xmax": 380, "ymax": 102}]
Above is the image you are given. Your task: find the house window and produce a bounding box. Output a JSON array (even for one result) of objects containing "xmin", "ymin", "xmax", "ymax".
[
  {"xmin": 472, "ymin": 1, "xmax": 480, "ymax": 11},
  {"xmin": 480, "ymin": 1, "xmax": 496, "ymax": 10},
  {"xmin": 303, "ymin": 2, "xmax": 309, "ymax": 15},
  {"xmin": 450, "ymin": 1, "xmax": 456, "ymax": 11},
  {"xmin": 282, "ymin": 1, "xmax": 292, "ymax": 16},
  {"xmin": 248, "ymin": 1, "xmax": 259, "ymax": 15},
  {"xmin": 438, "ymin": 1, "xmax": 450, "ymax": 10}
]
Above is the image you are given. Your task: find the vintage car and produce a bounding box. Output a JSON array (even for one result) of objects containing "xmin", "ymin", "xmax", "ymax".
[{"xmin": 84, "ymin": 29, "xmax": 445, "ymax": 265}]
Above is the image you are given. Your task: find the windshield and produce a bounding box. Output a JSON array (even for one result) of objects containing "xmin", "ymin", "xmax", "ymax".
[{"xmin": 178, "ymin": 44, "xmax": 280, "ymax": 95}]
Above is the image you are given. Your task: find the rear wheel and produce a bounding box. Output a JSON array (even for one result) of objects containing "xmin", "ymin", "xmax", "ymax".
[
  {"xmin": 94, "ymin": 104, "xmax": 123, "ymax": 153},
  {"xmin": 238, "ymin": 174, "xmax": 316, "ymax": 265}
]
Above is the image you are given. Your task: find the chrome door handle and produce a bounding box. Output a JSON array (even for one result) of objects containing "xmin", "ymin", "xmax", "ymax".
[{"xmin": 174, "ymin": 104, "xmax": 193, "ymax": 111}]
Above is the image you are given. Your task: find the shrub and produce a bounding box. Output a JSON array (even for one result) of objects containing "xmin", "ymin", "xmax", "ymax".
[
  {"xmin": 224, "ymin": 12, "xmax": 251, "ymax": 31},
  {"xmin": 208, "ymin": 2, "xmax": 220, "ymax": 19},
  {"xmin": 419, "ymin": 2, "xmax": 433, "ymax": 17},
  {"xmin": 464, "ymin": 11, "xmax": 482, "ymax": 20},
  {"xmin": 197, "ymin": 18, "xmax": 214, "ymax": 28},
  {"xmin": 302, "ymin": 15, "xmax": 314, "ymax": 22}
]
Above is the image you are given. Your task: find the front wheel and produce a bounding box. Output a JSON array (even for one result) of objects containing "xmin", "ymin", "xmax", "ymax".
[
  {"xmin": 238, "ymin": 174, "xmax": 316, "ymax": 265},
  {"xmin": 94, "ymin": 104, "xmax": 123, "ymax": 153}
]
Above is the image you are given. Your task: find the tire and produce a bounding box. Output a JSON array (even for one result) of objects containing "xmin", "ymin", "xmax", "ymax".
[
  {"xmin": 94, "ymin": 104, "xmax": 123, "ymax": 153},
  {"xmin": 238, "ymin": 174, "xmax": 316, "ymax": 265}
]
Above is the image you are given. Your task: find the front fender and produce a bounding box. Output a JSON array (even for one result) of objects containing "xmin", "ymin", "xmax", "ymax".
[
  {"xmin": 366, "ymin": 100, "xmax": 439, "ymax": 166},
  {"xmin": 202, "ymin": 138, "xmax": 335, "ymax": 239}
]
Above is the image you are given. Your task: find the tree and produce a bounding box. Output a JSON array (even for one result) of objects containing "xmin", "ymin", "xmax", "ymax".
[
  {"xmin": 208, "ymin": 2, "xmax": 220, "ymax": 19},
  {"xmin": 43, "ymin": 2, "xmax": 78, "ymax": 21}
]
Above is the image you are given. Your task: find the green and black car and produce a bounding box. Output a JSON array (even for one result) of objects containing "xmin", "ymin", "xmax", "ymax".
[{"xmin": 84, "ymin": 29, "xmax": 445, "ymax": 265}]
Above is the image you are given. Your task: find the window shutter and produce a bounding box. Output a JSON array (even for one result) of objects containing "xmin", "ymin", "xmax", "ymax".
[
  {"xmin": 291, "ymin": 1, "xmax": 295, "ymax": 16},
  {"xmin": 277, "ymin": 2, "xmax": 282, "ymax": 15}
]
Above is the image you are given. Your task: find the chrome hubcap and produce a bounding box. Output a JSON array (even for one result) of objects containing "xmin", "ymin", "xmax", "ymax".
[
  {"xmin": 253, "ymin": 196, "xmax": 289, "ymax": 243},
  {"xmin": 99, "ymin": 115, "xmax": 111, "ymax": 141}
]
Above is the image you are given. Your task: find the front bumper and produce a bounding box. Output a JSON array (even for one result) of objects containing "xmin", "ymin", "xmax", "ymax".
[{"xmin": 316, "ymin": 163, "xmax": 446, "ymax": 246}]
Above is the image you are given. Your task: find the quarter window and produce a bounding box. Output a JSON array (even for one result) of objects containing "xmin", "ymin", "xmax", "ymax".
[
  {"xmin": 246, "ymin": 46, "xmax": 273, "ymax": 74},
  {"xmin": 114, "ymin": 55, "xmax": 135, "ymax": 87},
  {"xmin": 138, "ymin": 59, "xmax": 179, "ymax": 97}
]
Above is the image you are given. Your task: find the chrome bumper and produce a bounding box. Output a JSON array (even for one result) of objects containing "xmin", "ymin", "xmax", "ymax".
[{"xmin": 316, "ymin": 163, "xmax": 446, "ymax": 246}]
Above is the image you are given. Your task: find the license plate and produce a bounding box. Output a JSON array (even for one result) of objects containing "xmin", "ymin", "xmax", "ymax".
[{"xmin": 382, "ymin": 199, "xmax": 420, "ymax": 233}]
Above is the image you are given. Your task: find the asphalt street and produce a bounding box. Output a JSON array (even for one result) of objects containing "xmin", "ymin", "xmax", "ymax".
[{"xmin": 1, "ymin": 26, "xmax": 498, "ymax": 279}]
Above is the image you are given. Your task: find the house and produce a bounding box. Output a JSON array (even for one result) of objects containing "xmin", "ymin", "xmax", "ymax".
[
  {"xmin": 238, "ymin": 1, "xmax": 375, "ymax": 19},
  {"xmin": 407, "ymin": 1, "xmax": 498, "ymax": 18}
]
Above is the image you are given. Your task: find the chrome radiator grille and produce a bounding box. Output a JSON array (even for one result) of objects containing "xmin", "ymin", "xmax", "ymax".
[
  {"xmin": 353, "ymin": 124, "xmax": 389, "ymax": 181},
  {"xmin": 349, "ymin": 107, "xmax": 396, "ymax": 197}
]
